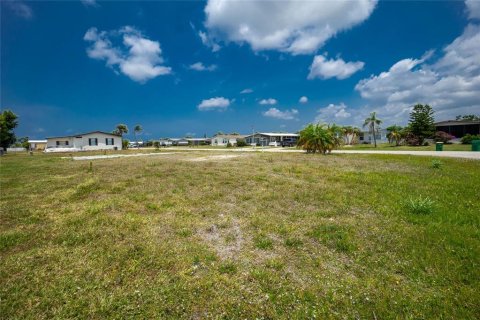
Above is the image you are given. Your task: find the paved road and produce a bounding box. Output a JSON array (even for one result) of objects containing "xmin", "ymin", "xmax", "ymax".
[
  {"xmin": 67, "ymin": 148, "xmax": 480, "ymax": 161},
  {"xmin": 157, "ymin": 147, "xmax": 480, "ymax": 160}
]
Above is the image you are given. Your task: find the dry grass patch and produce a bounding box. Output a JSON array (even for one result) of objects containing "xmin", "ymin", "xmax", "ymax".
[{"xmin": 1, "ymin": 151, "xmax": 479, "ymax": 319}]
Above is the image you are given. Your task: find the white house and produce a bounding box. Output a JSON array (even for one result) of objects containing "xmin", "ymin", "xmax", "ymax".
[
  {"xmin": 211, "ymin": 134, "xmax": 246, "ymax": 146},
  {"xmin": 358, "ymin": 129, "xmax": 389, "ymax": 144},
  {"xmin": 45, "ymin": 131, "xmax": 122, "ymax": 152},
  {"xmin": 244, "ymin": 132, "xmax": 299, "ymax": 147}
]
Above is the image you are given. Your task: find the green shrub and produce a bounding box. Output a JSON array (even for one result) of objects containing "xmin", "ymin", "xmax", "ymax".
[
  {"xmin": 461, "ymin": 134, "xmax": 480, "ymax": 144},
  {"xmin": 405, "ymin": 196, "xmax": 435, "ymax": 215},
  {"xmin": 226, "ymin": 142, "xmax": 232, "ymax": 148},
  {"xmin": 431, "ymin": 160, "xmax": 442, "ymax": 169},
  {"xmin": 236, "ymin": 140, "xmax": 247, "ymax": 147}
]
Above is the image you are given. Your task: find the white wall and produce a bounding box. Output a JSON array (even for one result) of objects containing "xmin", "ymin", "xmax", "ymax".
[{"xmin": 46, "ymin": 133, "xmax": 122, "ymax": 151}]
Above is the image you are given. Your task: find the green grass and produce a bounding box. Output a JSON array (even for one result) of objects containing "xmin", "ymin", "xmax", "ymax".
[
  {"xmin": 341, "ymin": 142, "xmax": 472, "ymax": 151},
  {"xmin": 1, "ymin": 151, "xmax": 479, "ymax": 319}
]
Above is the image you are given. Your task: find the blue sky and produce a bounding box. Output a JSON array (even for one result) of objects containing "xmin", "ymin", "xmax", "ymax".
[{"xmin": 2, "ymin": 0, "xmax": 479, "ymax": 140}]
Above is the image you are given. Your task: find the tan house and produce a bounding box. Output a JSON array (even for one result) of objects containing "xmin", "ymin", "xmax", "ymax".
[{"xmin": 28, "ymin": 140, "xmax": 47, "ymax": 151}]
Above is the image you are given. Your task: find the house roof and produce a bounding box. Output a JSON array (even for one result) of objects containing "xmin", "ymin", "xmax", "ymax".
[
  {"xmin": 435, "ymin": 120, "xmax": 480, "ymax": 126},
  {"xmin": 186, "ymin": 138, "xmax": 211, "ymax": 141},
  {"xmin": 244, "ymin": 132, "xmax": 299, "ymax": 138},
  {"xmin": 46, "ymin": 131, "xmax": 121, "ymax": 139},
  {"xmin": 213, "ymin": 134, "xmax": 246, "ymax": 139},
  {"xmin": 28, "ymin": 140, "xmax": 47, "ymax": 143}
]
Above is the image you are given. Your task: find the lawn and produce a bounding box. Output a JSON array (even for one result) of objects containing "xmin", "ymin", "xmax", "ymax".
[
  {"xmin": 1, "ymin": 151, "xmax": 479, "ymax": 319},
  {"xmin": 341, "ymin": 142, "xmax": 472, "ymax": 151}
]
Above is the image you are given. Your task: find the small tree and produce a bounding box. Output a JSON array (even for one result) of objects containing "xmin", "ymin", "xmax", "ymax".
[
  {"xmin": 386, "ymin": 125, "xmax": 403, "ymax": 146},
  {"xmin": 408, "ymin": 104, "xmax": 435, "ymax": 145},
  {"xmin": 133, "ymin": 125, "xmax": 142, "ymax": 148},
  {"xmin": 0, "ymin": 110, "xmax": 18, "ymax": 149},
  {"xmin": 153, "ymin": 141, "xmax": 160, "ymax": 149},
  {"xmin": 297, "ymin": 123, "xmax": 343, "ymax": 154},
  {"xmin": 342, "ymin": 126, "xmax": 360, "ymax": 145},
  {"xmin": 15, "ymin": 137, "xmax": 30, "ymax": 150},
  {"xmin": 122, "ymin": 139, "xmax": 130, "ymax": 150},
  {"xmin": 363, "ymin": 112, "xmax": 382, "ymax": 148}
]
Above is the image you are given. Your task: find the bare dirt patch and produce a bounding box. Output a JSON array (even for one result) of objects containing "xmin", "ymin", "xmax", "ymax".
[
  {"xmin": 198, "ymin": 215, "xmax": 244, "ymax": 260},
  {"xmin": 188, "ymin": 154, "xmax": 242, "ymax": 162}
]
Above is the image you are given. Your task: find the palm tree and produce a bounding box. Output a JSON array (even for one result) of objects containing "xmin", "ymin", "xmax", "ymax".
[
  {"xmin": 363, "ymin": 112, "xmax": 382, "ymax": 148},
  {"xmin": 342, "ymin": 126, "xmax": 360, "ymax": 145},
  {"xmin": 133, "ymin": 125, "xmax": 143, "ymax": 148},
  {"xmin": 113, "ymin": 124, "xmax": 128, "ymax": 137},
  {"xmin": 386, "ymin": 125, "xmax": 403, "ymax": 146},
  {"xmin": 297, "ymin": 123, "xmax": 343, "ymax": 154}
]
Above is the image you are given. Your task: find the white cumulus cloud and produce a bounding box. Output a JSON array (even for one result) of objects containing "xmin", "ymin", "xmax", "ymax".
[
  {"xmin": 259, "ymin": 98, "xmax": 278, "ymax": 105},
  {"xmin": 315, "ymin": 103, "xmax": 352, "ymax": 124},
  {"xmin": 263, "ymin": 108, "xmax": 298, "ymax": 120},
  {"xmin": 299, "ymin": 96, "xmax": 308, "ymax": 104},
  {"xmin": 203, "ymin": 0, "xmax": 377, "ymax": 55},
  {"xmin": 189, "ymin": 62, "xmax": 217, "ymax": 71},
  {"xmin": 465, "ymin": 0, "xmax": 480, "ymax": 19},
  {"xmin": 354, "ymin": 23, "xmax": 480, "ymax": 124},
  {"xmin": 308, "ymin": 55, "xmax": 365, "ymax": 80},
  {"xmin": 198, "ymin": 97, "xmax": 231, "ymax": 111},
  {"xmin": 84, "ymin": 26, "xmax": 171, "ymax": 83}
]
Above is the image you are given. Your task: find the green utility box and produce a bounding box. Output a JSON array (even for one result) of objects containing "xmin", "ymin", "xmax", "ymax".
[
  {"xmin": 472, "ymin": 140, "xmax": 480, "ymax": 152},
  {"xmin": 436, "ymin": 142, "xmax": 443, "ymax": 151}
]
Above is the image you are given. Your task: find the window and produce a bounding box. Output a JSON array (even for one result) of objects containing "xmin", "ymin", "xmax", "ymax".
[
  {"xmin": 105, "ymin": 138, "xmax": 114, "ymax": 145},
  {"xmin": 88, "ymin": 138, "xmax": 98, "ymax": 146},
  {"xmin": 56, "ymin": 140, "xmax": 69, "ymax": 146}
]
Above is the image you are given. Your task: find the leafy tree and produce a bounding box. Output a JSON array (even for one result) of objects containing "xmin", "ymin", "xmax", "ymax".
[
  {"xmin": 215, "ymin": 131, "xmax": 224, "ymax": 136},
  {"xmin": 15, "ymin": 137, "xmax": 30, "ymax": 150},
  {"xmin": 455, "ymin": 114, "xmax": 480, "ymax": 121},
  {"xmin": 133, "ymin": 124, "xmax": 142, "ymax": 148},
  {"xmin": 363, "ymin": 112, "xmax": 382, "ymax": 148},
  {"xmin": 386, "ymin": 125, "xmax": 403, "ymax": 146},
  {"xmin": 153, "ymin": 141, "xmax": 160, "ymax": 149},
  {"xmin": 297, "ymin": 123, "xmax": 343, "ymax": 154},
  {"xmin": 113, "ymin": 124, "xmax": 128, "ymax": 136},
  {"xmin": 408, "ymin": 104, "xmax": 435, "ymax": 145},
  {"xmin": 0, "ymin": 110, "xmax": 18, "ymax": 149}
]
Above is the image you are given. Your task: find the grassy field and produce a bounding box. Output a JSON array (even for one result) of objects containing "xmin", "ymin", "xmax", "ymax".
[
  {"xmin": 1, "ymin": 151, "xmax": 479, "ymax": 319},
  {"xmin": 340, "ymin": 142, "xmax": 472, "ymax": 151}
]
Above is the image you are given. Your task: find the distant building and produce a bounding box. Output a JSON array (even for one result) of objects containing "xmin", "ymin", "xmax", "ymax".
[
  {"xmin": 169, "ymin": 138, "xmax": 189, "ymax": 146},
  {"xmin": 186, "ymin": 138, "xmax": 211, "ymax": 146},
  {"xmin": 435, "ymin": 120, "xmax": 480, "ymax": 138},
  {"xmin": 244, "ymin": 132, "xmax": 299, "ymax": 147},
  {"xmin": 358, "ymin": 128, "xmax": 389, "ymax": 144},
  {"xmin": 28, "ymin": 139, "xmax": 47, "ymax": 151},
  {"xmin": 45, "ymin": 131, "xmax": 122, "ymax": 152},
  {"xmin": 211, "ymin": 134, "xmax": 246, "ymax": 146}
]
